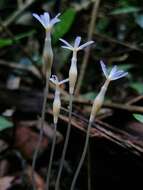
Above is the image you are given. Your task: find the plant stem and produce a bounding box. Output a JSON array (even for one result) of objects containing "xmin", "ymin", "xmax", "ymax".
[
  {"xmin": 55, "ymin": 93, "xmax": 73, "ymax": 190},
  {"xmin": 46, "ymin": 123, "xmax": 57, "ymax": 190},
  {"xmin": 32, "ymin": 75, "xmax": 50, "ymax": 190},
  {"xmin": 87, "ymin": 144, "xmax": 91, "ymax": 190},
  {"xmin": 70, "ymin": 121, "xmax": 92, "ymax": 190}
]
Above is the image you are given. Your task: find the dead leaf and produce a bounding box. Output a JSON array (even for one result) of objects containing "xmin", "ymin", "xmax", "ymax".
[
  {"xmin": 14, "ymin": 126, "xmax": 48, "ymax": 159},
  {"xmin": 25, "ymin": 166, "xmax": 45, "ymax": 190},
  {"xmin": 19, "ymin": 120, "xmax": 63, "ymax": 144}
]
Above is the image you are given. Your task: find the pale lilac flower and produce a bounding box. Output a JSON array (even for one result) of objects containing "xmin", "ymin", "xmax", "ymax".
[
  {"xmin": 60, "ymin": 36, "xmax": 94, "ymax": 94},
  {"xmin": 50, "ymin": 75, "xmax": 59, "ymax": 85},
  {"xmin": 33, "ymin": 12, "xmax": 60, "ymax": 76},
  {"xmin": 50, "ymin": 75, "xmax": 69, "ymax": 85},
  {"xmin": 60, "ymin": 36, "xmax": 94, "ymax": 52},
  {"xmin": 50, "ymin": 75, "xmax": 69, "ymax": 124},
  {"xmin": 100, "ymin": 60, "xmax": 128, "ymax": 81},
  {"xmin": 32, "ymin": 12, "xmax": 61, "ymax": 30}
]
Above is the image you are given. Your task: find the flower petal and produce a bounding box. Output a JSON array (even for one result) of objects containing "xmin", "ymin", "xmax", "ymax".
[
  {"xmin": 50, "ymin": 17, "xmax": 60, "ymax": 26},
  {"xmin": 60, "ymin": 38, "xmax": 73, "ymax": 48},
  {"xmin": 78, "ymin": 41, "xmax": 94, "ymax": 50},
  {"xmin": 50, "ymin": 78, "xmax": 56, "ymax": 84},
  {"xmin": 50, "ymin": 13, "xmax": 61, "ymax": 26},
  {"xmin": 100, "ymin": 60, "xmax": 108, "ymax": 78},
  {"xmin": 59, "ymin": 78, "xmax": 69, "ymax": 85},
  {"xmin": 40, "ymin": 15, "xmax": 47, "ymax": 27},
  {"xmin": 74, "ymin": 36, "xmax": 81, "ymax": 48},
  {"xmin": 32, "ymin": 13, "xmax": 45, "ymax": 28},
  {"xmin": 55, "ymin": 13, "xmax": 61, "ymax": 18},
  {"xmin": 50, "ymin": 75, "xmax": 59, "ymax": 84},
  {"xmin": 109, "ymin": 65, "xmax": 118, "ymax": 78},
  {"xmin": 43, "ymin": 12, "xmax": 50, "ymax": 27},
  {"xmin": 61, "ymin": 46, "xmax": 73, "ymax": 50},
  {"xmin": 111, "ymin": 72, "xmax": 128, "ymax": 80}
]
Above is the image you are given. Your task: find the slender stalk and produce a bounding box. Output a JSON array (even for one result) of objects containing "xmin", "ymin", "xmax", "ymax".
[
  {"xmin": 32, "ymin": 75, "xmax": 50, "ymax": 190},
  {"xmin": 55, "ymin": 93, "xmax": 73, "ymax": 190},
  {"xmin": 70, "ymin": 121, "xmax": 92, "ymax": 190},
  {"xmin": 46, "ymin": 123, "xmax": 57, "ymax": 190},
  {"xmin": 87, "ymin": 144, "xmax": 91, "ymax": 190}
]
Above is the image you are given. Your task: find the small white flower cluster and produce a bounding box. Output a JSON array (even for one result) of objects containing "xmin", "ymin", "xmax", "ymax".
[
  {"xmin": 32, "ymin": 11, "xmax": 128, "ymax": 124},
  {"xmin": 32, "ymin": 12, "xmax": 95, "ymax": 123},
  {"xmin": 32, "ymin": 11, "xmax": 128, "ymax": 190}
]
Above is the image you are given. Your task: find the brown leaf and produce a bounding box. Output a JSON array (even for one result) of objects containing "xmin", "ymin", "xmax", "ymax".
[
  {"xmin": 14, "ymin": 126, "xmax": 48, "ymax": 159},
  {"xmin": 19, "ymin": 120, "xmax": 63, "ymax": 144},
  {"xmin": 25, "ymin": 166, "xmax": 45, "ymax": 190}
]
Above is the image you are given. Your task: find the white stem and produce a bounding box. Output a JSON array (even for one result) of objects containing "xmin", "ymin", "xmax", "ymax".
[
  {"xmin": 46, "ymin": 123, "xmax": 57, "ymax": 190},
  {"xmin": 55, "ymin": 93, "xmax": 73, "ymax": 190}
]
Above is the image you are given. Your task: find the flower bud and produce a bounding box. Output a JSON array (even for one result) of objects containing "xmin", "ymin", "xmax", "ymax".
[
  {"xmin": 69, "ymin": 57, "xmax": 77, "ymax": 94},
  {"xmin": 89, "ymin": 79, "xmax": 110, "ymax": 123},
  {"xmin": 50, "ymin": 75, "xmax": 69, "ymax": 124},
  {"xmin": 53, "ymin": 88, "xmax": 61, "ymax": 124},
  {"xmin": 43, "ymin": 37, "xmax": 53, "ymax": 77}
]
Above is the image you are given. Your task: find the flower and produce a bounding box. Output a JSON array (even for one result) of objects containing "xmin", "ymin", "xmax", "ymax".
[
  {"xmin": 50, "ymin": 75, "xmax": 59, "ymax": 85},
  {"xmin": 32, "ymin": 12, "xmax": 61, "ymax": 30},
  {"xmin": 50, "ymin": 75, "xmax": 69, "ymax": 85},
  {"xmin": 50, "ymin": 75, "xmax": 69, "ymax": 124},
  {"xmin": 60, "ymin": 36, "xmax": 94, "ymax": 52},
  {"xmin": 60, "ymin": 36, "xmax": 94, "ymax": 94},
  {"xmin": 100, "ymin": 60, "xmax": 128, "ymax": 81}
]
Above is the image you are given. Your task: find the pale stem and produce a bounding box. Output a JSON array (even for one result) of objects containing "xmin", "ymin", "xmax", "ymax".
[
  {"xmin": 32, "ymin": 73, "xmax": 50, "ymax": 190},
  {"xmin": 55, "ymin": 93, "xmax": 73, "ymax": 190},
  {"xmin": 70, "ymin": 121, "xmax": 92, "ymax": 190},
  {"xmin": 46, "ymin": 123, "xmax": 57, "ymax": 190},
  {"xmin": 46, "ymin": 30, "xmax": 51, "ymax": 40},
  {"xmin": 87, "ymin": 144, "xmax": 91, "ymax": 190}
]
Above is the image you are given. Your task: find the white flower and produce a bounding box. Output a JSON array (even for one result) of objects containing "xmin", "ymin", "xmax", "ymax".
[
  {"xmin": 32, "ymin": 12, "xmax": 61, "ymax": 30},
  {"xmin": 100, "ymin": 60, "xmax": 128, "ymax": 81},
  {"xmin": 60, "ymin": 36, "xmax": 94, "ymax": 94},
  {"xmin": 50, "ymin": 75, "xmax": 69, "ymax": 86},
  {"xmin": 60, "ymin": 36, "xmax": 94, "ymax": 52},
  {"xmin": 50, "ymin": 75, "xmax": 68, "ymax": 124}
]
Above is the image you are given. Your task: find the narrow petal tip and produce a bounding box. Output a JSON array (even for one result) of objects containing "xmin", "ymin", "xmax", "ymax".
[
  {"xmin": 60, "ymin": 38, "xmax": 73, "ymax": 49},
  {"xmin": 74, "ymin": 36, "xmax": 81, "ymax": 48},
  {"xmin": 78, "ymin": 40, "xmax": 94, "ymax": 50},
  {"xmin": 100, "ymin": 60, "xmax": 108, "ymax": 78}
]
